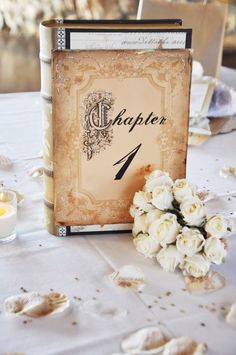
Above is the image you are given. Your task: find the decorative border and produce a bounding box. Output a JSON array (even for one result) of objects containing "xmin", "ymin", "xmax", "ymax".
[
  {"xmin": 56, "ymin": 19, "xmax": 66, "ymax": 50},
  {"xmin": 65, "ymin": 28, "xmax": 192, "ymax": 50},
  {"xmin": 56, "ymin": 224, "xmax": 133, "ymax": 237}
]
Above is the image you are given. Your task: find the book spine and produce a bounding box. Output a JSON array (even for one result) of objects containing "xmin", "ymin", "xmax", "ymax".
[{"xmin": 40, "ymin": 22, "xmax": 62, "ymax": 236}]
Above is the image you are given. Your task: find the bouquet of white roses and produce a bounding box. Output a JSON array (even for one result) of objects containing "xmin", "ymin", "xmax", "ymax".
[{"xmin": 130, "ymin": 170, "xmax": 229, "ymax": 278}]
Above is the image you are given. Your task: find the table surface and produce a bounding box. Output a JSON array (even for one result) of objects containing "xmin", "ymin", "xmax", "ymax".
[{"xmin": 0, "ymin": 92, "xmax": 236, "ymax": 355}]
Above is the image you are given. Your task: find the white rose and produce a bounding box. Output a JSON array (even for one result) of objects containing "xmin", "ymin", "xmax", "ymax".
[
  {"xmin": 151, "ymin": 185, "xmax": 173, "ymax": 210},
  {"xmin": 173, "ymin": 179, "xmax": 196, "ymax": 203},
  {"xmin": 133, "ymin": 191, "xmax": 154, "ymax": 213},
  {"xmin": 129, "ymin": 204, "xmax": 143, "ymax": 218},
  {"xmin": 133, "ymin": 214, "xmax": 148, "ymax": 237},
  {"xmin": 204, "ymin": 237, "xmax": 227, "ymax": 264},
  {"xmin": 145, "ymin": 170, "xmax": 173, "ymax": 192},
  {"xmin": 149, "ymin": 213, "xmax": 180, "ymax": 247},
  {"xmin": 181, "ymin": 253, "xmax": 210, "ymax": 278},
  {"xmin": 156, "ymin": 245, "xmax": 184, "ymax": 272},
  {"xmin": 145, "ymin": 209, "xmax": 164, "ymax": 226},
  {"xmin": 180, "ymin": 197, "xmax": 205, "ymax": 226},
  {"xmin": 205, "ymin": 215, "xmax": 228, "ymax": 238},
  {"xmin": 176, "ymin": 227, "xmax": 205, "ymax": 257},
  {"xmin": 133, "ymin": 233, "xmax": 160, "ymax": 258}
]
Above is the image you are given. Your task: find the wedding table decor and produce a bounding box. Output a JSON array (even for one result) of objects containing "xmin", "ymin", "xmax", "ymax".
[{"xmin": 0, "ymin": 82, "xmax": 236, "ymax": 354}]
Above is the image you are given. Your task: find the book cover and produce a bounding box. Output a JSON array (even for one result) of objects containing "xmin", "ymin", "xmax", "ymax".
[{"xmin": 52, "ymin": 49, "xmax": 192, "ymax": 233}]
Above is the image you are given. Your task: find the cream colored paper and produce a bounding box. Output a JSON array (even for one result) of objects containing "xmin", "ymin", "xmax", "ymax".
[{"xmin": 52, "ymin": 49, "xmax": 192, "ymax": 226}]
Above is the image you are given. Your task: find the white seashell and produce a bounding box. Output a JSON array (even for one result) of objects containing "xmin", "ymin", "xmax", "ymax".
[
  {"xmin": 4, "ymin": 292, "xmax": 49, "ymax": 317},
  {"xmin": 0, "ymin": 154, "xmax": 13, "ymax": 168},
  {"xmin": 4, "ymin": 291, "xmax": 70, "ymax": 318},
  {"xmin": 184, "ymin": 271, "xmax": 225, "ymax": 295},
  {"xmin": 28, "ymin": 166, "xmax": 44, "ymax": 178},
  {"xmin": 163, "ymin": 336, "xmax": 208, "ymax": 355},
  {"xmin": 108, "ymin": 265, "xmax": 145, "ymax": 291},
  {"xmin": 219, "ymin": 167, "xmax": 236, "ymax": 179},
  {"xmin": 121, "ymin": 326, "xmax": 167, "ymax": 354},
  {"xmin": 81, "ymin": 299, "xmax": 127, "ymax": 320},
  {"xmin": 226, "ymin": 303, "xmax": 236, "ymax": 329}
]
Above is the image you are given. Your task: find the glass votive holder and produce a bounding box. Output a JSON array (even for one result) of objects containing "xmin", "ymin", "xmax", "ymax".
[{"xmin": 0, "ymin": 189, "xmax": 17, "ymax": 243}]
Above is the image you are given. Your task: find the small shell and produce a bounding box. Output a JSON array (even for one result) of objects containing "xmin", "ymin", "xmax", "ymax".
[
  {"xmin": 4, "ymin": 291, "xmax": 70, "ymax": 318},
  {"xmin": 4, "ymin": 292, "xmax": 49, "ymax": 317},
  {"xmin": 219, "ymin": 167, "xmax": 236, "ymax": 179},
  {"xmin": 0, "ymin": 154, "xmax": 13, "ymax": 169},
  {"xmin": 28, "ymin": 166, "xmax": 44, "ymax": 178},
  {"xmin": 108, "ymin": 265, "xmax": 145, "ymax": 291},
  {"xmin": 226, "ymin": 303, "xmax": 236, "ymax": 329},
  {"xmin": 184, "ymin": 271, "xmax": 225, "ymax": 295},
  {"xmin": 121, "ymin": 326, "xmax": 167, "ymax": 354},
  {"xmin": 163, "ymin": 336, "xmax": 208, "ymax": 355},
  {"xmin": 81, "ymin": 299, "xmax": 127, "ymax": 320}
]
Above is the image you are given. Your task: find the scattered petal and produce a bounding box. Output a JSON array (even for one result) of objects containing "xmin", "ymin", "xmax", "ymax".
[
  {"xmin": 0, "ymin": 154, "xmax": 13, "ymax": 169},
  {"xmin": 4, "ymin": 292, "xmax": 49, "ymax": 317},
  {"xmin": 226, "ymin": 303, "xmax": 236, "ymax": 329},
  {"xmin": 163, "ymin": 336, "xmax": 208, "ymax": 355},
  {"xmin": 121, "ymin": 326, "xmax": 167, "ymax": 354},
  {"xmin": 184, "ymin": 271, "xmax": 225, "ymax": 295},
  {"xmin": 28, "ymin": 166, "xmax": 44, "ymax": 178},
  {"xmin": 81, "ymin": 299, "xmax": 127, "ymax": 320},
  {"xmin": 219, "ymin": 167, "xmax": 236, "ymax": 179},
  {"xmin": 108, "ymin": 265, "xmax": 145, "ymax": 291},
  {"xmin": 4, "ymin": 291, "xmax": 71, "ymax": 318}
]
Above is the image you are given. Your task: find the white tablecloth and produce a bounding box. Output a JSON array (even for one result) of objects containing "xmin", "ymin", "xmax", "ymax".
[{"xmin": 0, "ymin": 91, "xmax": 236, "ymax": 355}]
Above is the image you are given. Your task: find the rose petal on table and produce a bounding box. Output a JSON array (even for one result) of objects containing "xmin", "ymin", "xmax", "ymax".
[
  {"xmin": 4, "ymin": 291, "xmax": 71, "ymax": 318},
  {"xmin": 28, "ymin": 166, "xmax": 44, "ymax": 178},
  {"xmin": 219, "ymin": 167, "xmax": 236, "ymax": 178},
  {"xmin": 121, "ymin": 326, "xmax": 167, "ymax": 354},
  {"xmin": 226, "ymin": 302, "xmax": 236, "ymax": 329},
  {"xmin": 108, "ymin": 265, "xmax": 145, "ymax": 291},
  {"xmin": 184, "ymin": 271, "xmax": 225, "ymax": 295},
  {"xmin": 0, "ymin": 154, "xmax": 13, "ymax": 169},
  {"xmin": 162, "ymin": 336, "xmax": 208, "ymax": 355}
]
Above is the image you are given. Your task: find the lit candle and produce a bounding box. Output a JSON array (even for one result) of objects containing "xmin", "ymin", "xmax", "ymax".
[{"xmin": 0, "ymin": 190, "xmax": 17, "ymax": 243}]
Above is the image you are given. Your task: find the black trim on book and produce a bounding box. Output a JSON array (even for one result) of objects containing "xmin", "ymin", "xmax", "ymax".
[
  {"xmin": 65, "ymin": 28, "xmax": 192, "ymax": 50},
  {"xmin": 62, "ymin": 19, "xmax": 183, "ymax": 25},
  {"xmin": 66, "ymin": 226, "xmax": 132, "ymax": 236}
]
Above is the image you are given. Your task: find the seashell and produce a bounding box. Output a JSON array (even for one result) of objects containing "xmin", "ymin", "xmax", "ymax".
[
  {"xmin": 219, "ymin": 167, "xmax": 236, "ymax": 179},
  {"xmin": 184, "ymin": 271, "xmax": 225, "ymax": 295},
  {"xmin": 163, "ymin": 336, "xmax": 208, "ymax": 355},
  {"xmin": 4, "ymin": 292, "xmax": 49, "ymax": 317},
  {"xmin": 0, "ymin": 154, "xmax": 13, "ymax": 168},
  {"xmin": 226, "ymin": 302, "xmax": 236, "ymax": 329},
  {"xmin": 81, "ymin": 299, "xmax": 127, "ymax": 320},
  {"xmin": 28, "ymin": 166, "xmax": 44, "ymax": 178},
  {"xmin": 4, "ymin": 291, "xmax": 70, "ymax": 318},
  {"xmin": 121, "ymin": 326, "xmax": 167, "ymax": 354},
  {"xmin": 108, "ymin": 265, "xmax": 145, "ymax": 291}
]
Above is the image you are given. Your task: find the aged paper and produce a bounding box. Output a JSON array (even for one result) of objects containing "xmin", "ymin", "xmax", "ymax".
[{"xmin": 52, "ymin": 49, "xmax": 191, "ymax": 226}]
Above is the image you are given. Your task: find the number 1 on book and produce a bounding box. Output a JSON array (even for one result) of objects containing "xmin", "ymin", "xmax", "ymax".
[{"xmin": 113, "ymin": 144, "xmax": 142, "ymax": 180}]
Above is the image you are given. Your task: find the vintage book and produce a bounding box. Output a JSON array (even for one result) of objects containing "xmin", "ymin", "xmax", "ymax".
[{"xmin": 40, "ymin": 20, "xmax": 192, "ymax": 236}]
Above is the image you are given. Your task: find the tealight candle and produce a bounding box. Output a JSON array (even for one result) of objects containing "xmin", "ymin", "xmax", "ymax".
[{"xmin": 0, "ymin": 190, "xmax": 17, "ymax": 243}]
